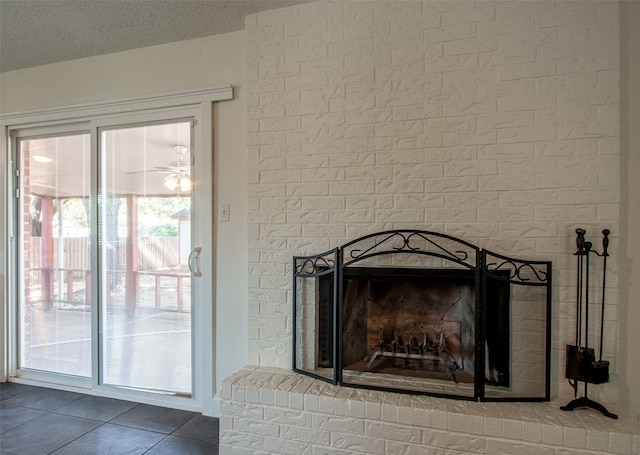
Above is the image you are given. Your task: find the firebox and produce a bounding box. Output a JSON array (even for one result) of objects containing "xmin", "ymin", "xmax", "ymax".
[{"xmin": 293, "ymin": 230, "xmax": 552, "ymax": 402}]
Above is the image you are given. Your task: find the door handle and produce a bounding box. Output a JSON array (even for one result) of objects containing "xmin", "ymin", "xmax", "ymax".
[{"xmin": 188, "ymin": 246, "xmax": 202, "ymax": 277}]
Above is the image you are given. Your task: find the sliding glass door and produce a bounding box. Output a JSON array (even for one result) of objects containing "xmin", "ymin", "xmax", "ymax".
[
  {"xmin": 17, "ymin": 131, "xmax": 92, "ymax": 378},
  {"xmin": 14, "ymin": 115, "xmax": 197, "ymax": 399},
  {"xmin": 99, "ymin": 121, "xmax": 193, "ymax": 394}
]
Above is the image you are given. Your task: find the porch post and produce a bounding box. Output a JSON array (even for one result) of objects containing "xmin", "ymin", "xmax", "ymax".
[
  {"xmin": 125, "ymin": 194, "xmax": 139, "ymax": 317},
  {"xmin": 40, "ymin": 196, "xmax": 55, "ymax": 309}
]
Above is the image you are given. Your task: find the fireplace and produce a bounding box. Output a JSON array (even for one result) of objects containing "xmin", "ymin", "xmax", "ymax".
[{"xmin": 293, "ymin": 230, "xmax": 552, "ymax": 401}]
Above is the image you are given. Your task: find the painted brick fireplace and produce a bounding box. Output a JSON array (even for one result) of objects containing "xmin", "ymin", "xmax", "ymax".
[{"xmin": 221, "ymin": 1, "xmax": 639, "ymax": 454}]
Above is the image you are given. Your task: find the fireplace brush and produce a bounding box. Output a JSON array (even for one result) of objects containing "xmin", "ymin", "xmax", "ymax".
[{"xmin": 561, "ymin": 228, "xmax": 617, "ymax": 419}]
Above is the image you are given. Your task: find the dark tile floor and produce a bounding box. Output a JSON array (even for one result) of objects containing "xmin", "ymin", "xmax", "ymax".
[{"xmin": 0, "ymin": 382, "xmax": 219, "ymax": 455}]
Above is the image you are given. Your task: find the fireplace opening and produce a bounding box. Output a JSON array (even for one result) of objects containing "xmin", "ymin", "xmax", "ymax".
[
  {"xmin": 293, "ymin": 230, "xmax": 552, "ymax": 401},
  {"xmin": 337, "ymin": 268, "xmax": 510, "ymax": 388}
]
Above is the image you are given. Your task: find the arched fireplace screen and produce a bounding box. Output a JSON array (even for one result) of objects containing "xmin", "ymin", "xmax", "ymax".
[{"xmin": 293, "ymin": 230, "xmax": 552, "ymax": 402}]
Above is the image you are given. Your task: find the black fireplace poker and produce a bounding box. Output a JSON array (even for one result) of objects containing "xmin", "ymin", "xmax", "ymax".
[{"xmin": 561, "ymin": 228, "xmax": 617, "ymax": 419}]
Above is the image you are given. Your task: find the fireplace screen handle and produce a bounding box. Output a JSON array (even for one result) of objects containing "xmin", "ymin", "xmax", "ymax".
[{"xmin": 188, "ymin": 246, "xmax": 202, "ymax": 277}]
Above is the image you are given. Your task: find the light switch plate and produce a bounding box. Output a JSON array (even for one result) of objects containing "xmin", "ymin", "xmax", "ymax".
[{"xmin": 220, "ymin": 203, "xmax": 230, "ymax": 222}]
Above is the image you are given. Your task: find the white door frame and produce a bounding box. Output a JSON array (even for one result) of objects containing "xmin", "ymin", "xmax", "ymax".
[{"xmin": 0, "ymin": 85, "xmax": 232, "ymax": 414}]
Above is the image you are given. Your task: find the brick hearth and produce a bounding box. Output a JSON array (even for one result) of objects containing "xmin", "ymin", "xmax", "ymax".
[{"xmin": 220, "ymin": 367, "xmax": 639, "ymax": 455}]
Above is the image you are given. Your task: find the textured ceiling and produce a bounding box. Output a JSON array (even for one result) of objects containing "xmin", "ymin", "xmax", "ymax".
[{"xmin": 0, "ymin": 0, "xmax": 312, "ymax": 73}]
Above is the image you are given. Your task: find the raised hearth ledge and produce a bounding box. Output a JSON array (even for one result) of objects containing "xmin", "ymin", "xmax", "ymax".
[{"xmin": 219, "ymin": 367, "xmax": 639, "ymax": 455}]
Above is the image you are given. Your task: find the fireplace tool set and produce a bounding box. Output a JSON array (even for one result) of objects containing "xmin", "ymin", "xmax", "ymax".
[{"xmin": 561, "ymin": 228, "xmax": 617, "ymax": 419}]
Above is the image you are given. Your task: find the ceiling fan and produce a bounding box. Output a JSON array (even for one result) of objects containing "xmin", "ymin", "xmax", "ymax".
[{"xmin": 128, "ymin": 145, "xmax": 191, "ymax": 192}]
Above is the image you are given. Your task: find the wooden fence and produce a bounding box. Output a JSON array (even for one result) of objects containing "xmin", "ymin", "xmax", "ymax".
[
  {"xmin": 27, "ymin": 236, "xmax": 188, "ymax": 311},
  {"xmin": 29, "ymin": 236, "xmax": 180, "ymax": 271}
]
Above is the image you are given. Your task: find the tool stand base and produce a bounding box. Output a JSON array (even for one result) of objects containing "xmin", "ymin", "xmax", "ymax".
[{"xmin": 561, "ymin": 396, "xmax": 618, "ymax": 419}]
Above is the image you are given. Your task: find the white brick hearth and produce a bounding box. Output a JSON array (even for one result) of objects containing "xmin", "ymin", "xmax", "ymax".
[
  {"xmin": 221, "ymin": 1, "xmax": 632, "ymax": 453},
  {"xmin": 220, "ymin": 367, "xmax": 639, "ymax": 455}
]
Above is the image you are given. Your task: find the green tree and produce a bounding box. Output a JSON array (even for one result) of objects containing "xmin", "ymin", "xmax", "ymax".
[{"xmin": 137, "ymin": 197, "xmax": 189, "ymax": 237}]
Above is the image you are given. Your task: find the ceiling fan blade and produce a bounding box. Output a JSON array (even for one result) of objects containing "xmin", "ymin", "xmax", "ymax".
[
  {"xmin": 126, "ymin": 169, "xmax": 173, "ymax": 175},
  {"xmin": 154, "ymin": 166, "xmax": 185, "ymax": 171},
  {"xmin": 125, "ymin": 154, "xmax": 190, "ymax": 175},
  {"xmin": 165, "ymin": 161, "xmax": 190, "ymax": 168}
]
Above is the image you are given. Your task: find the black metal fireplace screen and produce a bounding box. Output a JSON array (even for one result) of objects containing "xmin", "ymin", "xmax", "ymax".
[{"xmin": 293, "ymin": 230, "xmax": 552, "ymax": 402}]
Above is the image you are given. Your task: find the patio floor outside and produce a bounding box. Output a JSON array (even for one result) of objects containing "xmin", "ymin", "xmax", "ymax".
[{"xmin": 22, "ymin": 274, "xmax": 192, "ymax": 394}]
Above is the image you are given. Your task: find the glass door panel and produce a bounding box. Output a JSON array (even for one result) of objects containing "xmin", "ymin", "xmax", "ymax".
[
  {"xmin": 18, "ymin": 133, "xmax": 92, "ymax": 378},
  {"xmin": 99, "ymin": 121, "xmax": 193, "ymax": 395}
]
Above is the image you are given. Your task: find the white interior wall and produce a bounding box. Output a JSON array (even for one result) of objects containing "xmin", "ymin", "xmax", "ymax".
[{"xmin": 0, "ymin": 31, "xmax": 249, "ymax": 399}]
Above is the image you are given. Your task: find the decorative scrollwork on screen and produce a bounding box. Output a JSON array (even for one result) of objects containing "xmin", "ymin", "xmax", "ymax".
[
  {"xmin": 295, "ymin": 256, "xmax": 335, "ymax": 276},
  {"xmin": 485, "ymin": 259, "xmax": 548, "ymax": 284},
  {"xmin": 348, "ymin": 231, "xmax": 469, "ymax": 262}
]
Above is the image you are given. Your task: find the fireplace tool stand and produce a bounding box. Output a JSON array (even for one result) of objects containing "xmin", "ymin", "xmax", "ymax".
[{"xmin": 561, "ymin": 228, "xmax": 618, "ymax": 419}]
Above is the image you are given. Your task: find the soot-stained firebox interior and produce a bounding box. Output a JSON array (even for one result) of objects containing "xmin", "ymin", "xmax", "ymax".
[{"xmin": 336, "ymin": 268, "xmax": 510, "ymax": 387}]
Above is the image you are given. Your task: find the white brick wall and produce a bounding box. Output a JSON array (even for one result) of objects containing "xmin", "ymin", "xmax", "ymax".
[
  {"xmin": 246, "ymin": 0, "xmax": 620, "ymax": 401},
  {"xmin": 241, "ymin": 2, "xmax": 624, "ymax": 451}
]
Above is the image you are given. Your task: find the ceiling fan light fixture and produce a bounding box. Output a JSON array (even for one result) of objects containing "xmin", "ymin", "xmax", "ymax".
[
  {"xmin": 179, "ymin": 175, "xmax": 191, "ymax": 192},
  {"xmin": 174, "ymin": 145, "xmax": 188, "ymax": 155},
  {"xmin": 163, "ymin": 174, "xmax": 179, "ymax": 191}
]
